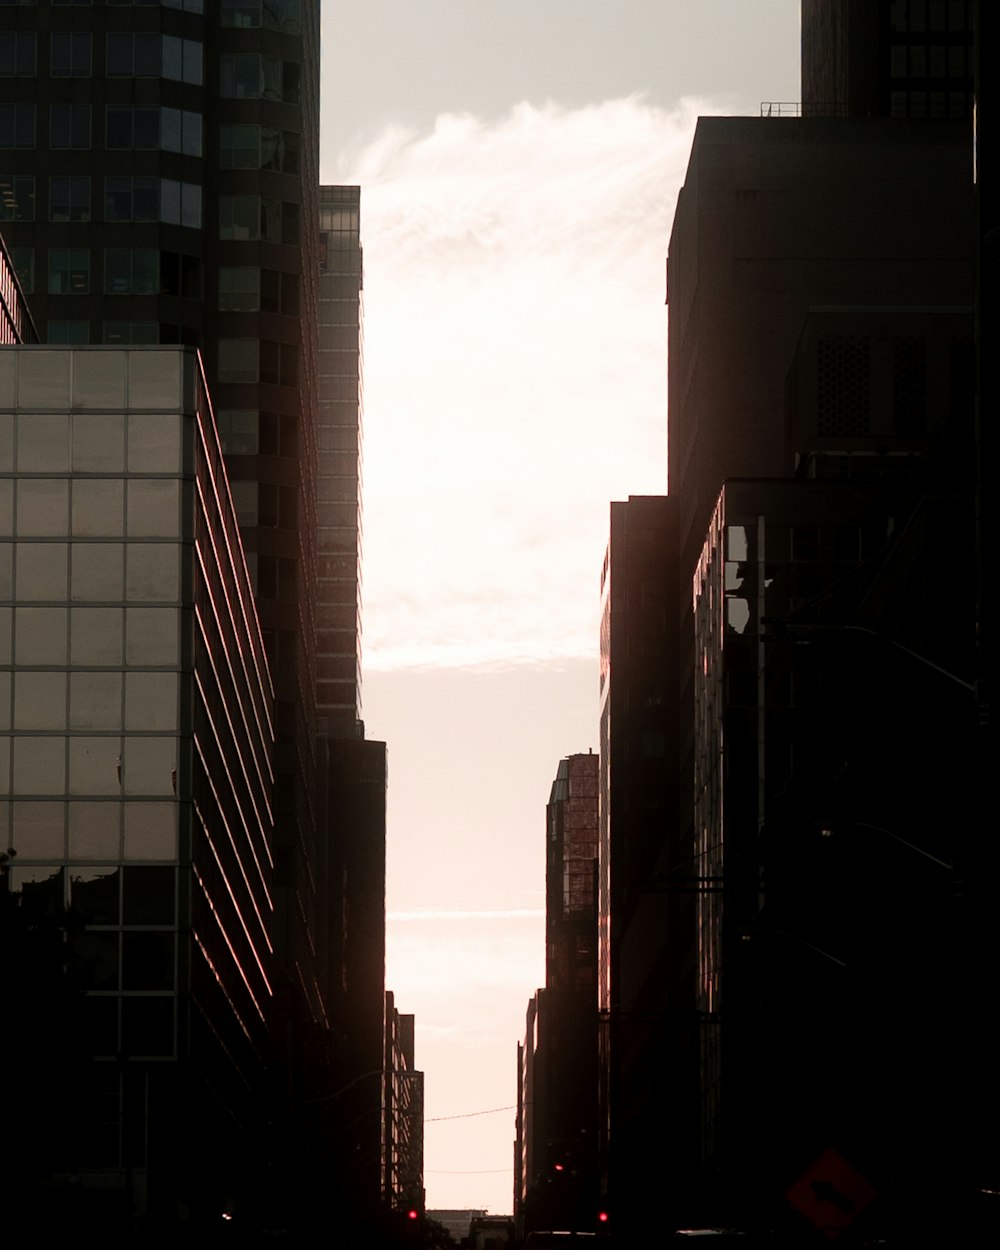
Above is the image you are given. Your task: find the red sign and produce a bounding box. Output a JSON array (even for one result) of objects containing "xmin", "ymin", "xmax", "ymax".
[{"xmin": 785, "ymin": 1147, "xmax": 876, "ymax": 1241}]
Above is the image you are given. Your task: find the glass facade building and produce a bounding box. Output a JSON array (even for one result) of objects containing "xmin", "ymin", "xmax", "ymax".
[{"xmin": 1, "ymin": 345, "xmax": 274, "ymax": 1226}]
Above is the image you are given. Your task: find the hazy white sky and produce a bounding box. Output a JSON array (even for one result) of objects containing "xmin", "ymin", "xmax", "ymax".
[{"xmin": 319, "ymin": 0, "xmax": 800, "ymax": 1215}]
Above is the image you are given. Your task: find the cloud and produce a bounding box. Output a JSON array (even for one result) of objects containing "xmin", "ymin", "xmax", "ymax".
[{"xmin": 334, "ymin": 96, "xmax": 716, "ymax": 670}]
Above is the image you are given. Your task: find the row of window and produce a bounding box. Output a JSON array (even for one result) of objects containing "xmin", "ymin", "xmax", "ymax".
[
  {"xmin": 2, "ymin": 174, "xmax": 202, "ymax": 226},
  {"xmin": 43, "ymin": 321, "xmax": 199, "ymax": 345},
  {"xmin": 1, "ymin": 38, "xmax": 300, "ymax": 101},
  {"xmin": 37, "ymin": 263, "xmax": 297, "ymax": 315},
  {"xmin": 38, "ymin": 247, "xmax": 202, "ymax": 297},
  {"xmin": 0, "ymin": 32, "xmax": 204, "ymax": 83},
  {"xmin": 0, "ymin": 0, "xmax": 298, "ymax": 28},
  {"xmin": 0, "ymin": 103, "xmax": 203, "ymax": 153},
  {"xmin": 0, "ymin": 107, "xmax": 299, "ymax": 167}
]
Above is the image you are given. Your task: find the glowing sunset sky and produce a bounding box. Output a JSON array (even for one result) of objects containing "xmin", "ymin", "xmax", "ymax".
[{"xmin": 319, "ymin": 0, "xmax": 800, "ymax": 1214}]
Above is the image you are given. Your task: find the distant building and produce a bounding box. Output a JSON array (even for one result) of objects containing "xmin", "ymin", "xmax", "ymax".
[
  {"xmin": 1, "ymin": 346, "xmax": 273, "ymax": 1230},
  {"xmin": 516, "ymin": 752, "xmax": 600, "ymax": 1237},
  {"xmin": 384, "ymin": 991, "xmax": 425, "ymax": 1216}
]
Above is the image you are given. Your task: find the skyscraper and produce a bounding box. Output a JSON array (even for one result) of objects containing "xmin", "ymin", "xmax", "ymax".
[
  {"xmin": 1, "ymin": 344, "xmax": 275, "ymax": 1231},
  {"xmin": 0, "ymin": 0, "xmax": 327, "ymax": 1047}
]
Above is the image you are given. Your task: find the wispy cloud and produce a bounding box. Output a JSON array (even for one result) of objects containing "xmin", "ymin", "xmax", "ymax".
[{"xmin": 338, "ymin": 96, "xmax": 716, "ymax": 670}]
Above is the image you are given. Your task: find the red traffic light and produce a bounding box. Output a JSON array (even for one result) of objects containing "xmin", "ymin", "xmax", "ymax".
[{"xmin": 407, "ymin": 1209, "xmax": 419, "ymax": 1221}]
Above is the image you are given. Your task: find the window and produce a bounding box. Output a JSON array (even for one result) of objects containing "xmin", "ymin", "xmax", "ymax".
[
  {"xmin": 104, "ymin": 249, "xmax": 158, "ymax": 295},
  {"xmin": 219, "ymin": 267, "xmax": 259, "ymax": 311},
  {"xmin": 0, "ymin": 174, "xmax": 34, "ymax": 220},
  {"xmin": 103, "ymin": 322, "xmax": 158, "ymax": 345},
  {"xmin": 0, "ymin": 103, "xmax": 35, "ymax": 148},
  {"xmin": 106, "ymin": 106, "xmax": 159, "ymax": 150},
  {"xmin": 219, "ymin": 124, "xmax": 259, "ymax": 169},
  {"xmin": 161, "ymin": 108, "xmax": 202, "ymax": 156},
  {"xmin": 105, "ymin": 107, "xmax": 201, "ymax": 156},
  {"xmin": 0, "ymin": 32, "xmax": 36, "ymax": 76},
  {"xmin": 47, "ymin": 320, "xmax": 90, "ymax": 343},
  {"xmin": 106, "ymin": 33, "xmax": 202, "ymax": 84},
  {"xmin": 105, "ymin": 176, "xmax": 158, "ymax": 221},
  {"xmin": 9, "ymin": 247, "xmax": 33, "ymax": 292},
  {"xmin": 220, "ymin": 53, "xmax": 299, "ymax": 102},
  {"xmin": 50, "ymin": 103, "xmax": 90, "ymax": 148},
  {"xmin": 219, "ymin": 194, "xmax": 258, "ymax": 240},
  {"xmin": 50, "ymin": 175, "xmax": 90, "ymax": 222},
  {"xmin": 104, "ymin": 177, "xmax": 200, "ymax": 228},
  {"xmin": 104, "ymin": 249, "xmax": 200, "ymax": 298},
  {"xmin": 48, "ymin": 248, "xmax": 90, "ymax": 294},
  {"xmin": 221, "ymin": 0, "xmax": 299, "ymax": 31},
  {"xmin": 51, "ymin": 32, "xmax": 91, "ymax": 76},
  {"xmin": 218, "ymin": 339, "xmax": 258, "ymax": 383}
]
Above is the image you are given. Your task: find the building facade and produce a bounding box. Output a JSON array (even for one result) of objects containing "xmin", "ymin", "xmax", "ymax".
[{"xmin": 0, "ymin": 345, "xmax": 274, "ymax": 1230}]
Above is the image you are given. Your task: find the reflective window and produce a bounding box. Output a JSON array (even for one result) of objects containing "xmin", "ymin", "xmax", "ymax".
[
  {"xmin": 72, "ymin": 479, "xmax": 125, "ymax": 537},
  {"xmin": 218, "ymin": 338, "xmax": 258, "ymax": 382},
  {"xmin": 125, "ymin": 608, "xmax": 178, "ymax": 665},
  {"xmin": 48, "ymin": 247, "xmax": 89, "ymax": 294},
  {"xmin": 123, "ymin": 866, "xmax": 175, "ymax": 925},
  {"xmin": 13, "ymin": 736, "xmax": 66, "ymax": 793},
  {"xmin": 216, "ymin": 409, "xmax": 258, "ymax": 454},
  {"xmin": 47, "ymin": 320, "xmax": 90, "ymax": 344},
  {"xmin": 70, "ymin": 606, "xmax": 123, "ymax": 665},
  {"xmin": 72, "ymin": 413, "xmax": 125, "ymax": 472},
  {"xmin": 123, "ymin": 736, "xmax": 176, "ymax": 795},
  {"xmin": 103, "ymin": 322, "xmax": 158, "ymax": 345},
  {"xmin": 105, "ymin": 175, "xmax": 158, "ymax": 222},
  {"xmin": 125, "ymin": 544, "xmax": 180, "ymax": 601},
  {"xmin": 50, "ymin": 174, "xmax": 90, "ymax": 222},
  {"xmin": 71, "ymin": 865, "xmax": 120, "ymax": 924},
  {"xmin": 218, "ymin": 266, "xmax": 260, "ymax": 311},
  {"xmin": 0, "ymin": 32, "xmax": 35, "ymax": 76},
  {"xmin": 51, "ymin": 31, "xmax": 91, "ymax": 76},
  {"xmin": 67, "ymin": 801, "xmax": 120, "ymax": 859},
  {"xmin": 14, "ymin": 671, "xmax": 67, "ymax": 730},
  {"xmin": 16, "ymin": 478, "xmax": 69, "ymax": 535},
  {"xmin": 104, "ymin": 248, "xmax": 158, "ymax": 295},
  {"xmin": 11, "ymin": 801, "xmax": 64, "ymax": 858},
  {"xmin": 123, "ymin": 932, "xmax": 174, "ymax": 990},
  {"xmin": 50, "ymin": 102, "xmax": 89, "ymax": 148},
  {"xmin": 70, "ymin": 543, "xmax": 124, "ymax": 601},
  {"xmin": 0, "ymin": 175, "xmax": 34, "ymax": 221},
  {"xmin": 69, "ymin": 671, "xmax": 123, "ymax": 729},
  {"xmin": 9, "ymin": 246, "xmax": 32, "ymax": 292},
  {"xmin": 15, "ymin": 411, "xmax": 71, "ymax": 469},
  {"xmin": 127, "ymin": 480, "xmax": 180, "ymax": 538},
  {"xmin": 68, "ymin": 736, "xmax": 122, "ymax": 795},
  {"xmin": 16, "ymin": 542, "xmax": 69, "ymax": 599},
  {"xmin": 0, "ymin": 103, "xmax": 35, "ymax": 148},
  {"xmin": 14, "ymin": 606, "xmax": 68, "ymax": 665}
]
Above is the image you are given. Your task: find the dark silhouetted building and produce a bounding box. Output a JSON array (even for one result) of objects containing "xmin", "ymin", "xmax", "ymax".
[
  {"xmin": 516, "ymin": 752, "xmax": 600, "ymax": 1237},
  {"xmin": 384, "ymin": 991, "xmax": 425, "ymax": 1217},
  {"xmin": 1, "ymin": 345, "xmax": 274, "ymax": 1231}
]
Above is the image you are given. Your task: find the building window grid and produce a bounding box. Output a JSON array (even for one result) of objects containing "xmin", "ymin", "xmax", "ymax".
[
  {"xmin": 50, "ymin": 174, "xmax": 91, "ymax": 223},
  {"xmin": 0, "ymin": 31, "xmax": 36, "ymax": 76},
  {"xmin": 50, "ymin": 31, "xmax": 92, "ymax": 78},
  {"xmin": 0, "ymin": 173, "xmax": 34, "ymax": 221}
]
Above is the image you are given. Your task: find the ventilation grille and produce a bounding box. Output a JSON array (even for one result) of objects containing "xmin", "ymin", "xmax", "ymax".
[{"xmin": 817, "ymin": 335, "xmax": 870, "ymax": 437}]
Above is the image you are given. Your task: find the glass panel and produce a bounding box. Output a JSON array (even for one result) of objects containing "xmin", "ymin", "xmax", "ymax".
[
  {"xmin": 16, "ymin": 478, "xmax": 69, "ymax": 536},
  {"xmin": 71, "ymin": 413, "xmax": 125, "ymax": 472},
  {"xmin": 11, "ymin": 800, "xmax": 64, "ymax": 858},
  {"xmin": 69, "ymin": 671, "xmax": 123, "ymax": 729},
  {"xmin": 14, "ymin": 670, "xmax": 67, "ymax": 729},
  {"xmin": 75, "ymin": 932, "xmax": 119, "ymax": 990},
  {"xmin": 14, "ymin": 606, "xmax": 68, "ymax": 665},
  {"xmin": 126, "ymin": 480, "xmax": 180, "ymax": 537},
  {"xmin": 124, "ymin": 672, "xmax": 177, "ymax": 732},
  {"xmin": 71, "ymin": 865, "xmax": 120, "ymax": 924},
  {"xmin": 67, "ymin": 800, "xmax": 120, "ymax": 859},
  {"xmin": 126, "ymin": 352, "xmax": 181, "ymax": 410},
  {"xmin": 127, "ymin": 412, "xmax": 182, "ymax": 472},
  {"xmin": 123, "ymin": 865, "xmax": 175, "ymax": 924},
  {"xmin": 15, "ymin": 541, "xmax": 69, "ymax": 599},
  {"xmin": 16, "ymin": 360, "xmax": 72, "ymax": 422},
  {"xmin": 70, "ymin": 606, "xmax": 123, "ymax": 665},
  {"xmin": 125, "ymin": 544, "xmax": 179, "ymax": 602},
  {"xmin": 121, "ymin": 997, "xmax": 173, "ymax": 1056},
  {"xmin": 70, "ymin": 542, "xmax": 124, "ymax": 601},
  {"xmin": 72, "ymin": 480, "xmax": 125, "ymax": 537},
  {"xmin": 122, "ymin": 932, "xmax": 174, "ymax": 989},
  {"xmin": 125, "ymin": 608, "xmax": 178, "ymax": 665},
  {"xmin": 68, "ymin": 736, "xmax": 122, "ymax": 795},
  {"xmin": 73, "ymin": 350, "xmax": 127, "ymax": 409},
  {"xmin": 12, "ymin": 736, "xmax": 66, "ymax": 793},
  {"xmin": 122, "ymin": 737, "xmax": 175, "ymax": 795},
  {"xmin": 123, "ymin": 801, "xmax": 176, "ymax": 859}
]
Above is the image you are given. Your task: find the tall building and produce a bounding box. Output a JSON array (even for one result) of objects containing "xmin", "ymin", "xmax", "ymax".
[
  {"xmin": 596, "ymin": 22, "xmax": 986, "ymax": 1237},
  {"xmin": 596, "ymin": 497, "xmax": 694, "ymax": 1238},
  {"xmin": 1, "ymin": 344, "xmax": 274, "ymax": 1231},
  {"xmin": 516, "ymin": 752, "xmax": 600, "ymax": 1238},
  {"xmin": 801, "ymin": 0, "xmax": 975, "ymax": 119},
  {"xmin": 0, "ymin": 0, "xmax": 328, "ymax": 1054},
  {"xmin": 316, "ymin": 184, "xmax": 364, "ymax": 737},
  {"xmin": 1, "ymin": 5, "xmax": 392, "ymax": 1231}
]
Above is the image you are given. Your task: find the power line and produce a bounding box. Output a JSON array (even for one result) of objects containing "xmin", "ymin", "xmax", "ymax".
[{"xmin": 426, "ymin": 1103, "xmax": 516, "ymax": 1123}]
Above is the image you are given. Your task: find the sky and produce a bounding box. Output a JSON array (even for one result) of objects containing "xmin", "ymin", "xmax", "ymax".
[{"xmin": 318, "ymin": 1, "xmax": 800, "ymax": 1215}]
